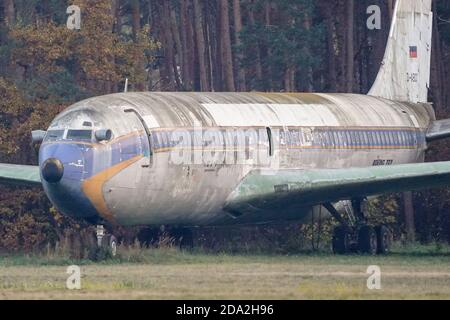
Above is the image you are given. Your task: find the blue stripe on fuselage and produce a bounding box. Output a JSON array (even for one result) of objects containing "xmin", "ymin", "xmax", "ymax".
[{"xmin": 41, "ymin": 126, "xmax": 426, "ymax": 180}]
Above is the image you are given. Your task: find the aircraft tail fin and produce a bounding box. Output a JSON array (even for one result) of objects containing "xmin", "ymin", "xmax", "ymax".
[{"xmin": 368, "ymin": 0, "xmax": 433, "ymax": 103}]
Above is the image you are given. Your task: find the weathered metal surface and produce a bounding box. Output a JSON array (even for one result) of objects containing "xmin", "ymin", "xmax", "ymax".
[
  {"xmin": 34, "ymin": 91, "xmax": 435, "ymax": 226},
  {"xmin": 57, "ymin": 92, "xmax": 434, "ymax": 130},
  {"xmin": 0, "ymin": 164, "xmax": 41, "ymax": 186}
]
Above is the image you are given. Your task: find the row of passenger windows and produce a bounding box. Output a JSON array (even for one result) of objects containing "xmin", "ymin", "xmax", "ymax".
[
  {"xmin": 150, "ymin": 129, "xmax": 424, "ymax": 150},
  {"xmin": 286, "ymin": 130, "xmax": 423, "ymax": 148},
  {"xmin": 151, "ymin": 130, "xmax": 266, "ymax": 149}
]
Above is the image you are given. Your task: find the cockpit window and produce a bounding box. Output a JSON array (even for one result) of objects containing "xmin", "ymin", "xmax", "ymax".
[
  {"xmin": 45, "ymin": 129, "xmax": 65, "ymax": 142},
  {"xmin": 66, "ymin": 130, "xmax": 93, "ymax": 141}
]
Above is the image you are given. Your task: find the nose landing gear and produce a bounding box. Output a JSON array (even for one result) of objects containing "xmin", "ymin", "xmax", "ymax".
[
  {"xmin": 326, "ymin": 199, "xmax": 392, "ymax": 255},
  {"xmin": 95, "ymin": 225, "xmax": 118, "ymax": 257}
]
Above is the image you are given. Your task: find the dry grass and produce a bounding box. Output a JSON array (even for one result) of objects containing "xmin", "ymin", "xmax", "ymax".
[{"xmin": 1, "ymin": 245, "xmax": 450, "ymax": 300}]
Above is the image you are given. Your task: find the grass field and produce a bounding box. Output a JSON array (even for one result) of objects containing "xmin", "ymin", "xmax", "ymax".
[{"xmin": 1, "ymin": 244, "xmax": 450, "ymax": 300}]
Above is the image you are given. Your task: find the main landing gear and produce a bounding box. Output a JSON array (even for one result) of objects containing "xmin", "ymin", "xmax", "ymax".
[{"xmin": 324, "ymin": 199, "xmax": 392, "ymax": 255}]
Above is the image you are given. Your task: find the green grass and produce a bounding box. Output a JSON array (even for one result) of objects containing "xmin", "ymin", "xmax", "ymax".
[
  {"xmin": 0, "ymin": 244, "xmax": 450, "ymax": 299},
  {"xmin": 1, "ymin": 242, "xmax": 449, "ymax": 266}
]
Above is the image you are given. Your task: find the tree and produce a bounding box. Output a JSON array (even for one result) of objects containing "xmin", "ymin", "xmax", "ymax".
[
  {"xmin": 232, "ymin": 0, "xmax": 246, "ymax": 91},
  {"xmin": 219, "ymin": 0, "xmax": 235, "ymax": 91},
  {"xmin": 180, "ymin": 0, "xmax": 195, "ymax": 90},
  {"xmin": 345, "ymin": 0, "xmax": 354, "ymax": 93},
  {"xmin": 193, "ymin": 0, "xmax": 210, "ymax": 91},
  {"xmin": 4, "ymin": 0, "xmax": 15, "ymax": 26},
  {"xmin": 403, "ymin": 191, "xmax": 416, "ymax": 242}
]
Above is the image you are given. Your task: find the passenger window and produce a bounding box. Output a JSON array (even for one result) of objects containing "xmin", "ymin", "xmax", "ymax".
[
  {"xmin": 245, "ymin": 136, "xmax": 250, "ymax": 160},
  {"xmin": 284, "ymin": 130, "xmax": 291, "ymax": 146},
  {"xmin": 373, "ymin": 131, "xmax": 379, "ymax": 147},
  {"xmin": 326, "ymin": 132, "xmax": 332, "ymax": 147},
  {"xmin": 322, "ymin": 131, "xmax": 328, "ymax": 147},
  {"xmin": 291, "ymin": 130, "xmax": 298, "ymax": 146},
  {"xmin": 400, "ymin": 131, "xmax": 406, "ymax": 146},
  {"xmin": 195, "ymin": 130, "xmax": 203, "ymax": 148},
  {"xmin": 390, "ymin": 132, "xmax": 397, "ymax": 146},
  {"xmin": 151, "ymin": 132, "xmax": 159, "ymax": 148},
  {"xmin": 380, "ymin": 131, "xmax": 386, "ymax": 147},
  {"xmin": 369, "ymin": 131, "xmax": 376, "ymax": 147},
  {"xmin": 316, "ymin": 131, "xmax": 324, "ymax": 147},
  {"xmin": 339, "ymin": 131, "xmax": 346, "ymax": 147},
  {"xmin": 388, "ymin": 131, "xmax": 395, "ymax": 147},
  {"xmin": 362, "ymin": 131, "xmax": 369, "ymax": 147},
  {"xmin": 355, "ymin": 131, "xmax": 361, "ymax": 148},
  {"xmin": 345, "ymin": 131, "xmax": 352, "ymax": 147},
  {"xmin": 347, "ymin": 131, "xmax": 353, "ymax": 148},
  {"xmin": 163, "ymin": 132, "xmax": 170, "ymax": 148},
  {"xmin": 333, "ymin": 132, "xmax": 340, "ymax": 148},
  {"xmin": 366, "ymin": 131, "xmax": 372, "ymax": 147},
  {"xmin": 385, "ymin": 131, "xmax": 391, "ymax": 146}
]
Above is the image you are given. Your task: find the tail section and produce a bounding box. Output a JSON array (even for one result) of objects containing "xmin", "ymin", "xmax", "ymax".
[{"xmin": 369, "ymin": 0, "xmax": 433, "ymax": 103}]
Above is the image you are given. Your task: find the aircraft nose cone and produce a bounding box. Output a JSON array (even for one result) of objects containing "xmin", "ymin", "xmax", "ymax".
[{"xmin": 42, "ymin": 158, "xmax": 64, "ymax": 183}]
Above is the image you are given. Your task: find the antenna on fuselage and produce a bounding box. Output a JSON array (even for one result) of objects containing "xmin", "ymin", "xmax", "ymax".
[{"xmin": 124, "ymin": 78, "xmax": 129, "ymax": 93}]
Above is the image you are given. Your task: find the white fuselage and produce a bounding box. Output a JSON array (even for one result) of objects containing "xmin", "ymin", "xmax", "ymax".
[{"xmin": 40, "ymin": 92, "xmax": 434, "ymax": 226}]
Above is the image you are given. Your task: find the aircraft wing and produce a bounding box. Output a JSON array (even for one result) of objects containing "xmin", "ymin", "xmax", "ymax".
[
  {"xmin": 224, "ymin": 161, "xmax": 450, "ymax": 217},
  {"xmin": 0, "ymin": 164, "xmax": 41, "ymax": 187}
]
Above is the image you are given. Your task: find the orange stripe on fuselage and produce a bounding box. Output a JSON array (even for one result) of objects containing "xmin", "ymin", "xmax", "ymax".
[{"xmin": 82, "ymin": 155, "xmax": 143, "ymax": 224}]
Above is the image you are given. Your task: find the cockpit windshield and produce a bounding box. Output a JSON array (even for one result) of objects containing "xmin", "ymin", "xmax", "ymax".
[
  {"xmin": 66, "ymin": 130, "xmax": 93, "ymax": 141},
  {"xmin": 45, "ymin": 130, "xmax": 65, "ymax": 142},
  {"xmin": 44, "ymin": 129, "xmax": 93, "ymax": 142}
]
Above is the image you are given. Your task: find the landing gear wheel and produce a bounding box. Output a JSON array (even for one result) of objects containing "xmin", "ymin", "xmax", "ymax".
[
  {"xmin": 358, "ymin": 226, "xmax": 378, "ymax": 255},
  {"xmin": 332, "ymin": 226, "xmax": 351, "ymax": 254},
  {"xmin": 376, "ymin": 226, "xmax": 391, "ymax": 255},
  {"xmin": 109, "ymin": 235, "xmax": 118, "ymax": 257},
  {"xmin": 102, "ymin": 234, "xmax": 118, "ymax": 257}
]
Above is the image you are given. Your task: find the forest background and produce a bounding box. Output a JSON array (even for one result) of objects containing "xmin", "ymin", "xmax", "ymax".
[{"xmin": 1, "ymin": 0, "xmax": 450, "ymax": 252}]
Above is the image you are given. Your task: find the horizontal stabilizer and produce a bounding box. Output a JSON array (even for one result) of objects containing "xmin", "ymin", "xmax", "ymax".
[
  {"xmin": 426, "ymin": 119, "xmax": 450, "ymax": 142},
  {"xmin": 0, "ymin": 164, "xmax": 41, "ymax": 187},
  {"xmin": 224, "ymin": 161, "xmax": 450, "ymax": 217}
]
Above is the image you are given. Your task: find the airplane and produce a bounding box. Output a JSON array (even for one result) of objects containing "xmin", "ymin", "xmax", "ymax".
[{"xmin": 1, "ymin": 0, "xmax": 449, "ymax": 256}]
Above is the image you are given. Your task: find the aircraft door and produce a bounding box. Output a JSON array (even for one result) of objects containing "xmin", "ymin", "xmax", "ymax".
[
  {"xmin": 124, "ymin": 108, "xmax": 153, "ymax": 166},
  {"xmin": 253, "ymin": 126, "xmax": 275, "ymax": 169}
]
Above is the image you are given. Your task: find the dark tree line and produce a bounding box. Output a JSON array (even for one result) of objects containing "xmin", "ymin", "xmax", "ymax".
[{"xmin": 0, "ymin": 0, "xmax": 450, "ymax": 251}]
